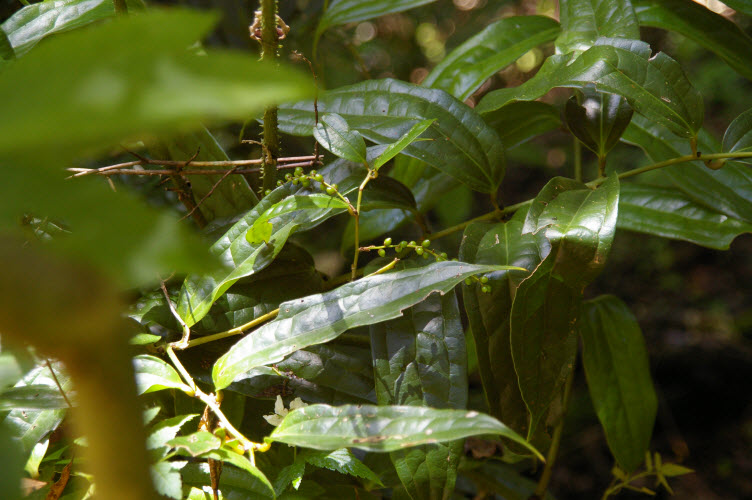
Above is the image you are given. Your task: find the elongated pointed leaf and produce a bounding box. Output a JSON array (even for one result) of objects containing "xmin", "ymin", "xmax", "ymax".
[
  {"xmin": 477, "ymin": 39, "xmax": 703, "ymax": 138},
  {"xmin": 278, "ymin": 78, "xmax": 505, "ymax": 192},
  {"xmin": 723, "ymin": 107, "xmax": 752, "ymax": 158},
  {"xmin": 634, "ymin": 0, "xmax": 752, "ymax": 81},
  {"xmin": 371, "ymin": 286, "xmax": 466, "ymax": 497},
  {"xmin": 424, "ymin": 16, "xmax": 561, "ymax": 101},
  {"xmin": 557, "ymin": 0, "xmax": 639, "ymax": 54},
  {"xmin": 579, "ymin": 295, "xmax": 657, "ymax": 472},
  {"xmin": 1, "ymin": 0, "xmax": 115, "ymax": 58},
  {"xmin": 314, "ymin": 114, "xmax": 368, "ymax": 164},
  {"xmin": 212, "ymin": 261, "xmax": 510, "ymax": 389},
  {"xmin": 151, "ymin": 462, "xmax": 183, "ymax": 500},
  {"xmin": 617, "ymin": 183, "xmax": 752, "ymax": 249},
  {"xmin": 483, "ymin": 101, "xmax": 561, "ymax": 149},
  {"xmin": 267, "ymin": 404, "xmax": 542, "ymax": 459},
  {"xmin": 0, "ymin": 385, "xmax": 69, "ymax": 411},
  {"xmin": 564, "ymin": 88, "xmax": 633, "ymax": 158},
  {"xmin": 317, "ymin": 0, "xmax": 436, "ymax": 39},
  {"xmin": 460, "ymin": 211, "xmax": 550, "ymax": 439},
  {"xmin": 373, "ymin": 119, "xmax": 434, "ymax": 170},
  {"xmin": 133, "ymin": 355, "xmax": 191, "ymax": 395}
]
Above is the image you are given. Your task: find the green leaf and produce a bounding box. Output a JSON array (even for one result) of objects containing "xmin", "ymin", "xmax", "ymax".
[
  {"xmin": 579, "ymin": 295, "xmax": 657, "ymax": 472},
  {"xmin": 133, "ymin": 355, "xmax": 191, "ymax": 395},
  {"xmin": 151, "ymin": 461, "xmax": 183, "ymax": 500},
  {"xmin": 373, "ymin": 119, "xmax": 435, "ymax": 171},
  {"xmin": 302, "ymin": 448, "xmax": 383, "ymax": 486},
  {"xmin": 617, "ymin": 183, "xmax": 752, "ymax": 249},
  {"xmin": 634, "ymin": 0, "xmax": 752, "ymax": 81},
  {"xmin": 159, "ymin": 128, "xmax": 259, "ymax": 221},
  {"xmin": 370, "ymin": 286, "xmax": 466, "ymax": 497},
  {"xmin": 477, "ymin": 39, "xmax": 704, "ymax": 138},
  {"xmin": 0, "ymin": 385, "xmax": 69, "ymax": 411},
  {"xmin": 423, "ymin": 16, "xmax": 561, "ymax": 101},
  {"xmin": 723, "ymin": 107, "xmax": 752, "ymax": 158},
  {"xmin": 1, "ymin": 0, "xmax": 114, "ymax": 58},
  {"xmin": 564, "ymin": 87, "xmax": 633, "ymax": 158},
  {"xmin": 460, "ymin": 460, "xmax": 555, "ymax": 500},
  {"xmin": 483, "ymin": 101, "xmax": 562, "ymax": 149},
  {"xmin": 274, "ymin": 460, "xmax": 306, "ymax": 494},
  {"xmin": 717, "ymin": 0, "xmax": 752, "ymax": 16},
  {"xmin": 0, "ymin": 29, "xmax": 14, "ymax": 61},
  {"xmin": 317, "ymin": 0, "xmax": 436, "ymax": 40},
  {"xmin": 212, "ymin": 261, "xmax": 511, "ymax": 390},
  {"xmin": 167, "ymin": 431, "xmax": 222, "ymax": 456},
  {"xmin": 659, "ymin": 463, "xmax": 694, "ymax": 477},
  {"xmin": 1, "ymin": 361, "xmax": 71, "ymax": 456},
  {"xmin": 556, "ymin": 0, "xmax": 639, "ymax": 54},
  {"xmin": 278, "ymin": 78, "xmax": 505, "ymax": 192},
  {"xmin": 147, "ymin": 414, "xmax": 199, "ymax": 452},
  {"xmin": 247, "ymin": 194, "xmax": 349, "ymax": 245},
  {"xmin": 268, "ymin": 404, "xmax": 542, "ymax": 459},
  {"xmin": 0, "ymin": 9, "xmax": 312, "ymax": 163},
  {"xmin": 0, "ymin": 425, "xmax": 23, "ymax": 500},
  {"xmin": 181, "ymin": 462, "xmax": 275, "ymax": 499},
  {"xmin": 460, "ymin": 212, "xmax": 551, "ymax": 440},
  {"xmin": 314, "ymin": 114, "xmax": 368, "ymax": 163}
]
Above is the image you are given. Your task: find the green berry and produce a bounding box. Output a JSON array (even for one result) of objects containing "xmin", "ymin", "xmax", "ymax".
[
  {"xmin": 421, "ymin": 239, "xmax": 431, "ymax": 247},
  {"xmin": 326, "ymin": 187, "xmax": 335, "ymax": 195},
  {"xmin": 440, "ymin": 252, "xmax": 448, "ymax": 260},
  {"xmin": 378, "ymin": 249, "xmax": 386, "ymax": 257},
  {"xmin": 331, "ymin": 184, "xmax": 338, "ymax": 191},
  {"xmin": 399, "ymin": 241, "xmax": 407, "ymax": 248},
  {"xmin": 422, "ymin": 252, "xmax": 429, "ymax": 259},
  {"xmin": 264, "ymin": 189, "xmax": 272, "ymax": 196},
  {"xmin": 464, "ymin": 278, "xmax": 472, "ymax": 285},
  {"xmin": 302, "ymin": 178, "xmax": 310, "ymax": 187},
  {"xmin": 383, "ymin": 237, "xmax": 393, "ymax": 246},
  {"xmin": 292, "ymin": 178, "xmax": 299, "ymax": 185},
  {"xmin": 409, "ymin": 241, "xmax": 416, "ymax": 247},
  {"xmin": 294, "ymin": 166, "xmax": 304, "ymax": 176},
  {"xmin": 415, "ymin": 247, "xmax": 424, "ymax": 255},
  {"xmin": 310, "ymin": 170, "xmax": 317, "ymax": 176},
  {"xmin": 480, "ymin": 276, "xmax": 489, "ymax": 284},
  {"xmin": 285, "ymin": 173, "xmax": 292, "ymax": 181},
  {"xmin": 481, "ymin": 285, "xmax": 491, "ymax": 294},
  {"xmin": 314, "ymin": 174, "xmax": 324, "ymax": 182}
]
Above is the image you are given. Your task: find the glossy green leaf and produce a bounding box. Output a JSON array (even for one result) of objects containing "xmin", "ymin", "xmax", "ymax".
[
  {"xmin": 1, "ymin": 361, "xmax": 71, "ymax": 455},
  {"xmin": 557, "ymin": 0, "xmax": 639, "ymax": 54},
  {"xmin": 477, "ymin": 39, "xmax": 704, "ymax": 138},
  {"xmin": 147, "ymin": 414, "xmax": 199, "ymax": 452},
  {"xmin": 181, "ymin": 462, "xmax": 275, "ymax": 499},
  {"xmin": 0, "ymin": 9, "xmax": 312, "ymax": 163},
  {"xmin": 723, "ymin": 107, "xmax": 752, "ymax": 158},
  {"xmin": 579, "ymin": 295, "xmax": 657, "ymax": 472},
  {"xmin": 634, "ymin": 0, "xmax": 752, "ymax": 81},
  {"xmin": 314, "ymin": 113, "xmax": 368, "ymax": 163},
  {"xmin": 168, "ymin": 431, "xmax": 222, "ymax": 456},
  {"xmin": 302, "ymin": 448, "xmax": 383, "ymax": 485},
  {"xmin": 278, "ymin": 78, "xmax": 505, "ymax": 192},
  {"xmin": 247, "ymin": 194, "xmax": 349, "ymax": 244},
  {"xmin": 564, "ymin": 88, "xmax": 633, "ymax": 158},
  {"xmin": 212, "ymin": 261, "xmax": 510, "ymax": 390},
  {"xmin": 460, "ymin": 212, "xmax": 550, "ymax": 439},
  {"xmin": 133, "ymin": 355, "xmax": 191, "ymax": 395},
  {"xmin": 1, "ymin": 0, "xmax": 114, "ymax": 57},
  {"xmin": 373, "ymin": 119, "xmax": 434, "ymax": 170},
  {"xmin": 160, "ymin": 128, "xmax": 258, "ymax": 222},
  {"xmin": 0, "ymin": 385, "xmax": 69, "ymax": 411},
  {"xmin": 151, "ymin": 462, "xmax": 183, "ymax": 500},
  {"xmin": 371, "ymin": 286, "xmax": 466, "ymax": 497},
  {"xmin": 625, "ymin": 116, "xmax": 752, "ymax": 223},
  {"xmin": 268, "ymin": 404, "xmax": 542, "ymax": 459},
  {"xmin": 483, "ymin": 101, "xmax": 561, "ymax": 149},
  {"xmin": 423, "ymin": 16, "xmax": 561, "ymax": 101},
  {"xmin": 317, "ymin": 0, "xmax": 436, "ymax": 40},
  {"xmin": 617, "ymin": 183, "xmax": 752, "ymax": 249}
]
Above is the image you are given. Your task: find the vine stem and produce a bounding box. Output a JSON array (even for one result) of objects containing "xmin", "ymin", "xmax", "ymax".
[
  {"xmin": 429, "ymin": 151, "xmax": 752, "ymax": 242},
  {"xmin": 351, "ymin": 169, "xmax": 375, "ymax": 280}
]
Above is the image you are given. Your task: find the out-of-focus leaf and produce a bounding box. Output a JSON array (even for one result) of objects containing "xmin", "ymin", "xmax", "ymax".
[
  {"xmin": 314, "ymin": 113, "xmax": 368, "ymax": 164},
  {"xmin": 371, "ymin": 284, "xmax": 466, "ymax": 497},
  {"xmin": 213, "ymin": 261, "xmax": 510, "ymax": 390},
  {"xmin": 0, "ymin": 386, "xmax": 69, "ymax": 411},
  {"xmin": 617, "ymin": 183, "xmax": 752, "ymax": 249},
  {"xmin": 564, "ymin": 87, "xmax": 633, "ymax": 158},
  {"xmin": 579, "ymin": 295, "xmax": 657, "ymax": 472},
  {"xmin": 0, "ymin": 9, "xmax": 312, "ymax": 163},
  {"xmin": 151, "ymin": 461, "xmax": 183, "ymax": 500},
  {"xmin": 278, "ymin": 78, "xmax": 505, "ymax": 193},
  {"xmin": 460, "ymin": 460, "xmax": 556, "ymax": 500},
  {"xmin": 460, "ymin": 211, "xmax": 550, "ymax": 439},
  {"xmin": 1, "ymin": 361, "xmax": 70, "ymax": 456},
  {"xmin": 1, "ymin": 0, "xmax": 115, "ymax": 57},
  {"xmin": 24, "ymin": 438, "xmax": 47, "ymax": 479},
  {"xmin": 424, "ymin": 16, "xmax": 560, "ymax": 101},
  {"xmin": 372, "ymin": 119, "xmax": 434, "ymax": 171},
  {"xmin": 181, "ymin": 462, "xmax": 275, "ymax": 499},
  {"xmin": 477, "ymin": 39, "xmax": 703, "ymax": 139},
  {"xmin": 483, "ymin": 101, "xmax": 562, "ymax": 149},
  {"xmin": 0, "ymin": 29, "xmax": 14, "ymax": 61},
  {"xmin": 133, "ymin": 355, "xmax": 191, "ymax": 395},
  {"xmin": 268, "ymin": 404, "xmax": 542, "ymax": 459},
  {"xmin": 556, "ymin": 0, "xmax": 639, "ymax": 54},
  {"xmin": 316, "ymin": 0, "xmax": 436, "ymax": 41},
  {"xmin": 0, "ymin": 352, "xmax": 24, "ymax": 389},
  {"xmin": 634, "ymin": 0, "xmax": 752, "ymax": 81},
  {"xmin": 0, "ymin": 425, "xmax": 23, "ymax": 500}
]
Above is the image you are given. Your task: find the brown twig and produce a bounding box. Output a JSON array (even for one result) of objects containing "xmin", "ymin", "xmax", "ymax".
[
  {"xmin": 180, "ymin": 167, "xmax": 239, "ymax": 222},
  {"xmin": 160, "ymin": 279, "xmax": 191, "ymax": 349},
  {"xmin": 45, "ymin": 359, "xmax": 73, "ymax": 409}
]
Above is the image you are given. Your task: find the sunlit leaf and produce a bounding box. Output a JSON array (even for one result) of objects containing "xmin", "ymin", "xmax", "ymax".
[
  {"xmin": 557, "ymin": 0, "xmax": 639, "ymax": 54},
  {"xmin": 0, "ymin": 386, "xmax": 69, "ymax": 411},
  {"xmin": 133, "ymin": 355, "xmax": 191, "ymax": 395}
]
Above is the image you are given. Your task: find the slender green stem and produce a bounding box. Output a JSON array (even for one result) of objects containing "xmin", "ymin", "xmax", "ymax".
[
  {"xmin": 113, "ymin": 0, "xmax": 127, "ymax": 15},
  {"xmin": 574, "ymin": 139, "xmax": 582, "ymax": 182},
  {"xmin": 185, "ymin": 308, "xmax": 279, "ymax": 348},
  {"xmin": 260, "ymin": 0, "xmax": 280, "ymax": 194},
  {"xmin": 351, "ymin": 169, "xmax": 374, "ymax": 280},
  {"xmin": 534, "ymin": 365, "xmax": 575, "ymax": 497},
  {"xmin": 165, "ymin": 346, "xmax": 197, "ymax": 394},
  {"xmin": 364, "ymin": 258, "xmax": 400, "ymax": 278}
]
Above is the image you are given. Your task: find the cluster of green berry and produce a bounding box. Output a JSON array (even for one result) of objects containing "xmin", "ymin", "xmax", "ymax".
[
  {"xmin": 466, "ymin": 275, "xmax": 492, "ymax": 294},
  {"xmin": 263, "ymin": 166, "xmax": 340, "ymax": 197}
]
